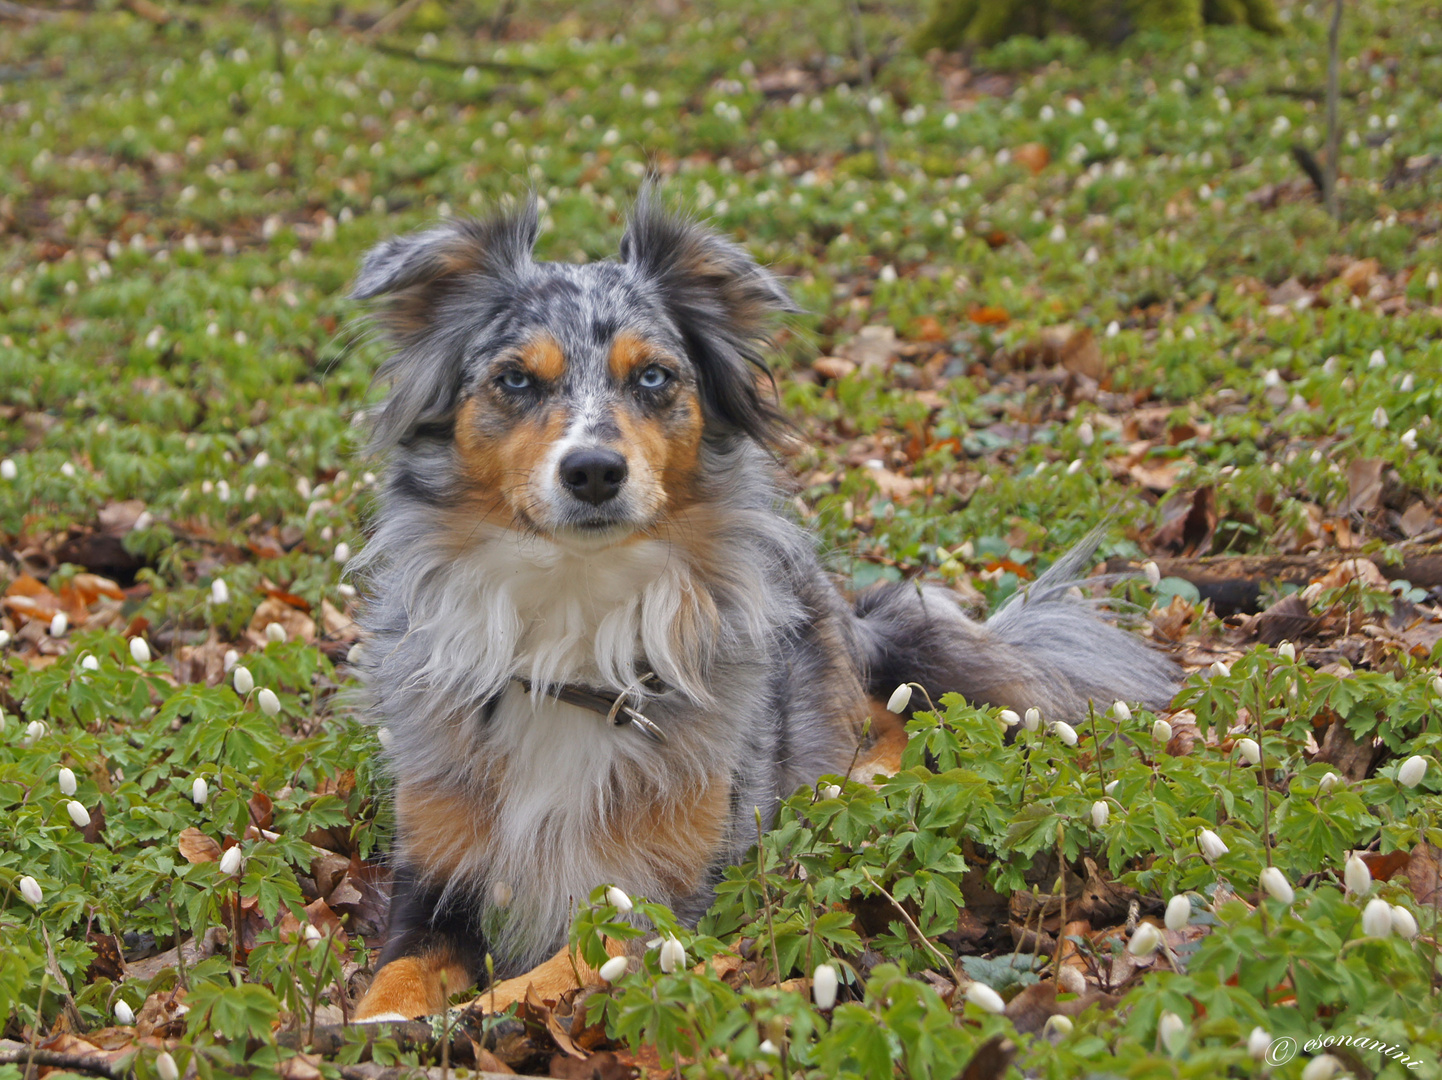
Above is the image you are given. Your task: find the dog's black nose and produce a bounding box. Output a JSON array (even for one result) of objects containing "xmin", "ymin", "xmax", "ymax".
[{"xmin": 559, "ymin": 448, "xmax": 628, "ymax": 505}]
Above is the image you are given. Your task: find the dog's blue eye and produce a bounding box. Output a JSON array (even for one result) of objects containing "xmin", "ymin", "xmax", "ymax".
[
  {"xmin": 637, "ymin": 365, "xmax": 670, "ymax": 389},
  {"xmin": 499, "ymin": 370, "xmax": 532, "ymax": 390}
]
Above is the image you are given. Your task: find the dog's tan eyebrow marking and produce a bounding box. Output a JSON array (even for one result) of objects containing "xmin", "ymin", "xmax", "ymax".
[
  {"xmin": 517, "ymin": 334, "xmax": 567, "ymax": 382},
  {"xmin": 608, "ymin": 329, "xmax": 667, "ymax": 381}
]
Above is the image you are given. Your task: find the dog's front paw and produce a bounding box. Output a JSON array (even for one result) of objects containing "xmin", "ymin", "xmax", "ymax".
[{"xmin": 353, "ymin": 954, "xmax": 469, "ymax": 1022}]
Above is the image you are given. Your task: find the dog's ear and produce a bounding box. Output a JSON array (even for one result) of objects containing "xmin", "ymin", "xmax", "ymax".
[
  {"xmin": 620, "ymin": 188, "xmax": 796, "ymax": 444},
  {"xmin": 352, "ymin": 204, "xmax": 539, "ymax": 450}
]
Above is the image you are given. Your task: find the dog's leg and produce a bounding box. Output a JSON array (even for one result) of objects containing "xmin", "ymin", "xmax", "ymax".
[{"xmin": 354, "ymin": 867, "xmax": 483, "ymax": 1022}]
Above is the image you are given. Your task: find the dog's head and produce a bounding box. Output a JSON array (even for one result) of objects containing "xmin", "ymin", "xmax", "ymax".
[{"xmin": 352, "ymin": 191, "xmax": 794, "ymax": 545}]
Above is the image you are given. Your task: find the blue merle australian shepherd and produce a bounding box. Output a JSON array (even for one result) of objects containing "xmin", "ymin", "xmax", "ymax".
[{"xmin": 347, "ymin": 191, "xmax": 1177, "ymax": 1020}]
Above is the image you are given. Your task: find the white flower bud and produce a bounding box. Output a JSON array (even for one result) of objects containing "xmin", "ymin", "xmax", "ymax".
[
  {"xmin": 67, "ymin": 800, "xmax": 91, "ymax": 828},
  {"xmin": 1390, "ymin": 904, "xmax": 1418, "ymax": 939},
  {"xmin": 50, "ymin": 612, "xmax": 68, "ymax": 637},
  {"xmin": 1300, "ymin": 1055, "xmax": 1342, "ymax": 1080},
  {"xmin": 1236, "ymin": 738, "xmax": 1261, "ymax": 765},
  {"xmin": 658, "ymin": 935, "xmax": 686, "ymax": 973},
  {"xmin": 1077, "ymin": 421, "xmax": 1094, "ymax": 446},
  {"xmin": 598, "ymin": 955, "xmax": 629, "ymax": 983},
  {"xmin": 1361, "ymin": 897, "xmax": 1393, "ymax": 937},
  {"xmin": 820, "ymin": 783, "xmax": 842, "ymax": 800},
  {"xmin": 1127, "ymin": 922, "xmax": 1163, "ymax": 957},
  {"xmin": 303, "ymin": 923, "xmax": 323, "ymax": 943},
  {"xmin": 998, "ymin": 709, "xmax": 1021, "ymax": 727},
  {"xmin": 191, "ymin": 776, "xmax": 209, "ymax": 807},
  {"xmin": 1277, "ymin": 641, "xmax": 1295, "ymax": 661},
  {"xmin": 886, "ymin": 684, "xmax": 912, "ymax": 714},
  {"xmin": 1158, "ymin": 1011, "xmax": 1187, "ymax": 1054},
  {"xmin": 1209, "ymin": 661, "xmax": 1231, "ymax": 678},
  {"xmin": 265, "ymin": 622, "xmax": 286, "ymax": 644},
  {"xmin": 758, "ymin": 1039, "xmax": 779, "ymax": 1056},
  {"xmin": 0, "ymin": 458, "xmax": 15, "ymax": 480},
  {"xmin": 1198, "ymin": 829, "xmax": 1229, "ymax": 860},
  {"xmin": 223, "ymin": 649, "xmax": 239, "ymax": 672},
  {"xmin": 1142, "ymin": 561, "xmax": 1161, "ymax": 587},
  {"xmin": 1431, "ymin": 674, "xmax": 1442, "ymax": 697},
  {"xmin": 114, "ymin": 999, "xmax": 135, "ymax": 1025},
  {"xmin": 1043, "ymin": 1014, "xmax": 1074, "ymax": 1037},
  {"xmin": 1397, "ymin": 755, "xmax": 1427, "ymax": 787},
  {"xmin": 210, "ymin": 578, "xmax": 229, "ymax": 604},
  {"xmin": 1052, "ymin": 721, "xmax": 1079, "ymax": 746},
  {"xmin": 334, "ymin": 542, "xmax": 351, "ymax": 563},
  {"xmin": 964, "ymin": 981, "xmax": 1006, "ymax": 1013},
  {"xmin": 1371, "ymin": 406, "xmax": 1388, "ymax": 430},
  {"xmin": 1057, "ymin": 966, "xmax": 1085, "ymax": 995},
  {"xmin": 1104, "ymin": 779, "xmax": 1119, "ymax": 795},
  {"xmin": 1248, "ymin": 1026, "xmax": 1271, "ymax": 1060},
  {"xmin": 219, "ymin": 846, "xmax": 244, "ymax": 876},
  {"xmin": 156, "ymin": 1052, "xmax": 180, "ymax": 1080},
  {"xmin": 23, "ymin": 720, "xmax": 47, "ymax": 745},
  {"xmin": 377, "ymin": 726, "xmax": 393, "ymax": 748},
  {"xmin": 81, "ymin": 655, "xmax": 100, "ymax": 671},
  {"xmin": 1091, "ymin": 801, "xmax": 1109, "ymax": 829},
  {"xmin": 257, "ymin": 688, "xmax": 281, "ymax": 716},
  {"xmin": 1317, "ymin": 771, "xmax": 1340, "ymax": 795},
  {"xmin": 129, "ymin": 637, "xmax": 151, "ymax": 664},
  {"xmin": 490, "ymin": 881, "xmax": 513, "ymax": 908},
  {"xmin": 1024, "ymin": 707, "xmax": 1042, "ymax": 732},
  {"xmin": 1344, "ymin": 854, "xmax": 1371, "ymax": 896},
  {"xmin": 1111, "ymin": 700, "xmax": 1131, "ymax": 721},
  {"xmin": 1165, "ymin": 895, "xmax": 1191, "ymax": 931},
  {"xmin": 18, "ymin": 875, "xmax": 43, "ymax": 905},
  {"xmin": 1152, "ymin": 719, "xmax": 1173, "ymax": 744},
  {"xmin": 812, "ymin": 964, "xmax": 838, "ymax": 1010},
  {"xmin": 1259, "ymin": 866, "xmax": 1294, "ymax": 905},
  {"xmin": 58, "ymin": 767, "xmax": 77, "ymax": 796},
  {"xmin": 232, "ymin": 667, "xmax": 254, "ymax": 695},
  {"xmin": 605, "ymin": 886, "xmax": 633, "ymax": 914}
]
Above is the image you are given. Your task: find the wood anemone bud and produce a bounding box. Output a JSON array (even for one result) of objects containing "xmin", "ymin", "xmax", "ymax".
[
  {"xmin": 1397, "ymin": 755, "xmax": 1427, "ymax": 788},
  {"xmin": 1259, "ymin": 866, "xmax": 1294, "ymax": 905},
  {"xmin": 18, "ymin": 876, "xmax": 43, "ymax": 906},
  {"xmin": 257, "ymin": 688, "xmax": 281, "ymax": 716},
  {"xmin": 130, "ymin": 637, "xmax": 152, "ymax": 664},
  {"xmin": 1111, "ymin": 700, "xmax": 1131, "ymax": 721},
  {"xmin": 1051, "ymin": 721, "xmax": 1079, "ymax": 747},
  {"xmin": 1165, "ymin": 895, "xmax": 1191, "ymax": 931},
  {"xmin": 233, "ymin": 667, "xmax": 254, "ymax": 695},
  {"xmin": 886, "ymin": 684, "xmax": 912, "ymax": 714},
  {"xmin": 1390, "ymin": 905, "xmax": 1419, "ymax": 940},
  {"xmin": 1236, "ymin": 738, "xmax": 1261, "ymax": 765},
  {"xmin": 1248, "ymin": 1027, "xmax": 1271, "ymax": 1060},
  {"xmin": 658, "ymin": 935, "xmax": 686, "ymax": 973},
  {"xmin": 1158, "ymin": 1011, "xmax": 1187, "ymax": 1054},
  {"xmin": 1151, "ymin": 719, "xmax": 1172, "ymax": 744},
  {"xmin": 219, "ymin": 846, "xmax": 244, "ymax": 877},
  {"xmin": 114, "ymin": 999, "xmax": 135, "ymax": 1025},
  {"xmin": 1127, "ymin": 922, "xmax": 1162, "ymax": 957},
  {"xmin": 67, "ymin": 801, "xmax": 91, "ymax": 828},
  {"xmin": 812, "ymin": 964, "xmax": 838, "ymax": 1010},
  {"xmin": 58, "ymin": 768, "xmax": 77, "ymax": 796},
  {"xmin": 1344, "ymin": 854, "xmax": 1371, "ymax": 897},
  {"xmin": 1361, "ymin": 898, "xmax": 1393, "ymax": 938},
  {"xmin": 605, "ymin": 886, "xmax": 633, "ymax": 915},
  {"xmin": 191, "ymin": 777, "xmax": 209, "ymax": 808},
  {"xmin": 156, "ymin": 1052, "xmax": 180, "ymax": 1080},
  {"xmin": 1023, "ymin": 707, "xmax": 1042, "ymax": 732},
  {"xmin": 598, "ymin": 956, "xmax": 629, "ymax": 984},
  {"xmin": 964, "ymin": 981, "xmax": 1005, "ymax": 1014},
  {"xmin": 1197, "ymin": 829, "xmax": 1228, "ymax": 860},
  {"xmin": 1090, "ymin": 801, "xmax": 1109, "ymax": 829}
]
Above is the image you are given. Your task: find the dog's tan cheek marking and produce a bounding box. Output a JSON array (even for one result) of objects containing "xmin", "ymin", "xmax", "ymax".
[
  {"xmin": 598, "ymin": 780, "xmax": 729, "ymax": 897},
  {"xmin": 454, "ymin": 397, "xmax": 568, "ymax": 524},
  {"xmin": 354, "ymin": 953, "xmax": 472, "ymax": 1020}
]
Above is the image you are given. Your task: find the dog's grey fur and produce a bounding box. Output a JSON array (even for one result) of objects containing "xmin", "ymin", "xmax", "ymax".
[{"xmin": 349, "ymin": 193, "xmax": 1177, "ymax": 984}]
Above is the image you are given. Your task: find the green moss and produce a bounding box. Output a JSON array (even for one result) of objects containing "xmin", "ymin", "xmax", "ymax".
[{"xmin": 915, "ymin": 0, "xmax": 1279, "ymax": 51}]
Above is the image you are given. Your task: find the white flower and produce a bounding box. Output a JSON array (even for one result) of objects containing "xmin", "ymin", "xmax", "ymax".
[
  {"xmin": 257, "ymin": 688, "xmax": 281, "ymax": 716},
  {"xmin": 758, "ymin": 1039, "xmax": 779, "ymax": 1056},
  {"xmin": 1110, "ymin": 701, "xmax": 1132, "ymax": 722},
  {"xmin": 265, "ymin": 622, "xmax": 286, "ymax": 644},
  {"xmin": 0, "ymin": 458, "xmax": 15, "ymax": 480},
  {"xmin": 1024, "ymin": 707, "xmax": 1042, "ymax": 732},
  {"xmin": 1052, "ymin": 721, "xmax": 1079, "ymax": 747},
  {"xmin": 1209, "ymin": 661, "xmax": 1231, "ymax": 679},
  {"xmin": 1397, "ymin": 755, "xmax": 1427, "ymax": 787},
  {"xmin": 1127, "ymin": 922, "xmax": 1162, "ymax": 957},
  {"xmin": 1432, "ymin": 674, "xmax": 1442, "ymax": 697},
  {"xmin": 1106, "ymin": 320, "xmax": 1120, "ymax": 337},
  {"xmin": 598, "ymin": 955, "xmax": 629, "ymax": 983},
  {"xmin": 1390, "ymin": 904, "xmax": 1418, "ymax": 939},
  {"xmin": 998, "ymin": 709, "xmax": 1021, "ymax": 727},
  {"xmin": 658, "ymin": 935, "xmax": 686, "ymax": 973},
  {"xmin": 490, "ymin": 881, "xmax": 513, "ymax": 908},
  {"xmin": 1165, "ymin": 895, "xmax": 1191, "ymax": 931},
  {"xmin": 18, "ymin": 875, "xmax": 43, "ymax": 905},
  {"xmin": 1248, "ymin": 1026, "xmax": 1271, "ymax": 1060},
  {"xmin": 334, "ymin": 542, "xmax": 351, "ymax": 563},
  {"xmin": 1277, "ymin": 641, "xmax": 1295, "ymax": 661},
  {"xmin": 1317, "ymin": 771, "xmax": 1340, "ymax": 795},
  {"xmin": 1361, "ymin": 897, "xmax": 1392, "ymax": 937},
  {"xmin": 191, "ymin": 776, "xmax": 209, "ymax": 807},
  {"xmin": 1401, "ymin": 428, "xmax": 1417, "ymax": 450},
  {"xmin": 886, "ymin": 684, "xmax": 912, "ymax": 714},
  {"xmin": 23, "ymin": 720, "xmax": 47, "ymax": 745},
  {"xmin": 1301, "ymin": 1054, "xmax": 1341, "ymax": 1080},
  {"xmin": 605, "ymin": 886, "xmax": 633, "ymax": 915},
  {"xmin": 377, "ymin": 726, "xmax": 393, "ymax": 748},
  {"xmin": 129, "ymin": 637, "xmax": 151, "ymax": 664},
  {"xmin": 210, "ymin": 578, "xmax": 229, "ymax": 604},
  {"xmin": 67, "ymin": 800, "xmax": 91, "ymax": 828},
  {"xmin": 1158, "ymin": 1011, "xmax": 1187, "ymax": 1054},
  {"xmin": 1371, "ymin": 406, "xmax": 1388, "ymax": 430},
  {"xmin": 1259, "ymin": 866, "xmax": 1294, "ymax": 905},
  {"xmin": 1152, "ymin": 719, "xmax": 1173, "ymax": 744},
  {"xmin": 1077, "ymin": 421, "xmax": 1095, "ymax": 446},
  {"xmin": 1198, "ymin": 829, "xmax": 1229, "ymax": 860},
  {"xmin": 1043, "ymin": 1014, "xmax": 1073, "ymax": 1037},
  {"xmin": 1368, "ymin": 348, "xmax": 1386, "ymax": 369},
  {"xmin": 820, "ymin": 783, "xmax": 842, "ymax": 800},
  {"xmin": 219, "ymin": 846, "xmax": 244, "ymax": 876},
  {"xmin": 1104, "ymin": 779, "xmax": 1119, "ymax": 795},
  {"xmin": 81, "ymin": 655, "xmax": 99, "ymax": 672},
  {"xmin": 964, "ymin": 981, "xmax": 1006, "ymax": 1014},
  {"xmin": 58, "ymin": 767, "xmax": 77, "ymax": 796},
  {"xmin": 1091, "ymin": 801, "xmax": 1109, "ymax": 828},
  {"xmin": 1142, "ymin": 561, "xmax": 1161, "ymax": 587},
  {"xmin": 812, "ymin": 964, "xmax": 838, "ymax": 1010},
  {"xmin": 50, "ymin": 613, "xmax": 68, "ymax": 637},
  {"xmin": 303, "ymin": 923, "xmax": 322, "ymax": 943},
  {"xmin": 233, "ymin": 667, "xmax": 254, "ymax": 695},
  {"xmin": 1236, "ymin": 738, "xmax": 1261, "ymax": 765},
  {"xmin": 114, "ymin": 999, "xmax": 135, "ymax": 1025},
  {"xmin": 223, "ymin": 649, "xmax": 239, "ymax": 672},
  {"xmin": 1344, "ymin": 854, "xmax": 1371, "ymax": 896},
  {"xmin": 156, "ymin": 1052, "xmax": 180, "ymax": 1080}
]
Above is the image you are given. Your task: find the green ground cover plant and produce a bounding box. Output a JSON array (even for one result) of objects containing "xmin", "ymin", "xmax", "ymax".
[{"xmin": 1, "ymin": 0, "xmax": 1440, "ymax": 1076}]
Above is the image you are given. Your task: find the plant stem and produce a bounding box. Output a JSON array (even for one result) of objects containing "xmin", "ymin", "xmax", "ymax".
[
  {"xmin": 1323, "ymin": 0, "xmax": 1343, "ymax": 218},
  {"xmin": 754, "ymin": 809, "xmax": 790, "ymax": 1080},
  {"xmin": 859, "ymin": 867, "xmax": 960, "ymax": 989}
]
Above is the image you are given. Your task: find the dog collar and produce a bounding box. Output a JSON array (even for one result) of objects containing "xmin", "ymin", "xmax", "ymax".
[{"xmin": 514, "ymin": 672, "xmax": 669, "ymax": 745}]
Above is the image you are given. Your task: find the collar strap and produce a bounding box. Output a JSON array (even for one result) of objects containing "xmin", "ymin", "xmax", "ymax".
[{"xmin": 515, "ymin": 672, "xmax": 669, "ymax": 745}]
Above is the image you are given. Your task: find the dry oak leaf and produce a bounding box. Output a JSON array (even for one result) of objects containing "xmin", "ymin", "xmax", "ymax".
[
  {"xmin": 178, "ymin": 826, "xmax": 222, "ymax": 864},
  {"xmin": 244, "ymin": 595, "xmax": 317, "ymax": 648}
]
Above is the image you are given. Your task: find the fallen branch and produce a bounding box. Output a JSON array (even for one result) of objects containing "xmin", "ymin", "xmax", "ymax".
[{"xmin": 0, "ymin": 1049, "xmax": 132, "ymax": 1079}]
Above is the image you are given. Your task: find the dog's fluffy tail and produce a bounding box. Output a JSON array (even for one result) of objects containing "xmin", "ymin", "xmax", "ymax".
[{"xmin": 852, "ymin": 534, "xmax": 1177, "ymax": 719}]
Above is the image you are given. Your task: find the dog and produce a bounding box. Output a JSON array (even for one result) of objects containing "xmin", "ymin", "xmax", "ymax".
[{"xmin": 346, "ymin": 192, "xmax": 1177, "ymax": 1021}]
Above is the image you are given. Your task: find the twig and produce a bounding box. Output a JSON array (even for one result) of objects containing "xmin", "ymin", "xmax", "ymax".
[
  {"xmin": 845, "ymin": 0, "xmax": 888, "ymax": 175},
  {"xmin": 369, "ymin": 41, "xmax": 551, "ymax": 75},
  {"xmin": 858, "ymin": 867, "xmax": 960, "ymax": 988},
  {"xmin": 1323, "ymin": 0, "xmax": 1344, "ymax": 218},
  {"xmin": 0, "ymin": 1050, "xmax": 131, "ymax": 1078},
  {"xmin": 1052, "ymin": 822, "xmax": 1067, "ymax": 985},
  {"xmin": 270, "ymin": 0, "xmax": 285, "ymax": 77}
]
